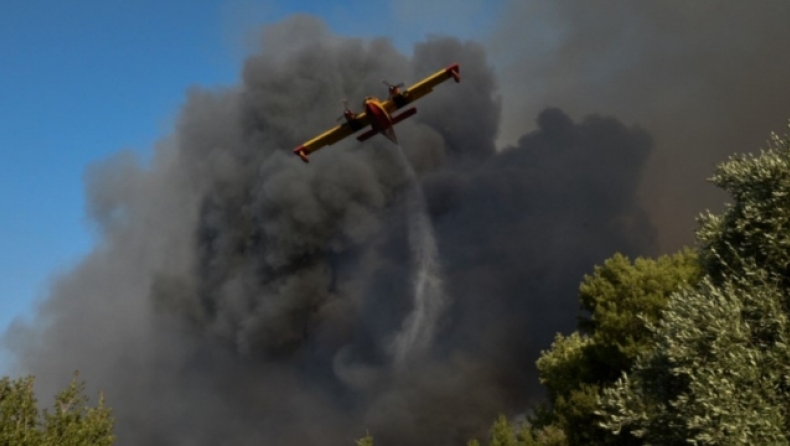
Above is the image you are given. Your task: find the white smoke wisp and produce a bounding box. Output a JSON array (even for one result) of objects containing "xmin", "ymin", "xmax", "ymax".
[{"xmin": 390, "ymin": 145, "xmax": 448, "ymax": 367}]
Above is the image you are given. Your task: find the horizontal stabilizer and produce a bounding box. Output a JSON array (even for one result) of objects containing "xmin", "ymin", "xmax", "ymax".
[
  {"xmin": 356, "ymin": 127, "xmax": 379, "ymax": 142},
  {"xmin": 356, "ymin": 108, "xmax": 418, "ymax": 142},
  {"xmin": 391, "ymin": 107, "xmax": 417, "ymax": 124}
]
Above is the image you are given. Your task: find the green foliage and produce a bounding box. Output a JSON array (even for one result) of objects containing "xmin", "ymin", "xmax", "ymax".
[
  {"xmin": 535, "ymin": 332, "xmax": 593, "ymax": 404},
  {"xmin": 531, "ymin": 250, "xmax": 699, "ymax": 446},
  {"xmin": 0, "ymin": 376, "xmax": 39, "ymax": 444},
  {"xmin": 579, "ymin": 250, "xmax": 701, "ymax": 375},
  {"xmin": 355, "ymin": 432, "xmax": 374, "ymax": 446},
  {"xmin": 0, "ymin": 374, "xmax": 114, "ymax": 446},
  {"xmin": 599, "ymin": 275, "xmax": 790, "ymax": 445},
  {"xmin": 468, "ymin": 415, "xmax": 548, "ymax": 446},
  {"xmin": 599, "ymin": 128, "xmax": 790, "ymax": 444},
  {"xmin": 698, "ymin": 131, "xmax": 790, "ymax": 283},
  {"xmin": 531, "ymin": 424, "xmax": 567, "ymax": 446}
]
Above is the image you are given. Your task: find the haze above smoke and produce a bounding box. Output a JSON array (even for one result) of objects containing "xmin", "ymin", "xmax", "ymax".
[
  {"xmin": 5, "ymin": 3, "xmax": 790, "ymax": 445},
  {"xmin": 491, "ymin": 0, "xmax": 790, "ymax": 251}
]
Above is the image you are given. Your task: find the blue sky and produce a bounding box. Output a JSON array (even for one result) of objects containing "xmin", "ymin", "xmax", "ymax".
[{"xmin": 0, "ymin": 0, "xmax": 501, "ymax": 370}]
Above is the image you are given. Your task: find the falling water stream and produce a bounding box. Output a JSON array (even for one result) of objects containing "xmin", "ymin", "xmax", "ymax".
[{"xmin": 390, "ymin": 145, "xmax": 447, "ymax": 367}]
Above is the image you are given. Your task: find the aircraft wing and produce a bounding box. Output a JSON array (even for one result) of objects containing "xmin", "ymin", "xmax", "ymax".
[
  {"xmin": 293, "ymin": 112, "xmax": 370, "ymax": 162},
  {"xmin": 382, "ymin": 63, "xmax": 460, "ymax": 113}
]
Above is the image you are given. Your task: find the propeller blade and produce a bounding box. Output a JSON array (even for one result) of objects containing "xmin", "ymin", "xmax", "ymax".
[
  {"xmin": 382, "ymin": 79, "xmax": 405, "ymax": 90},
  {"xmin": 337, "ymin": 99, "xmax": 354, "ymax": 121}
]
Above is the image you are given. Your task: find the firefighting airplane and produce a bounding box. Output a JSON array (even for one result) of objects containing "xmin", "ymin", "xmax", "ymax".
[{"xmin": 292, "ymin": 63, "xmax": 460, "ymax": 163}]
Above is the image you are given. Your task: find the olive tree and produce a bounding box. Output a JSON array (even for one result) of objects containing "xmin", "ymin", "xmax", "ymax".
[{"xmin": 599, "ymin": 129, "xmax": 790, "ymax": 445}]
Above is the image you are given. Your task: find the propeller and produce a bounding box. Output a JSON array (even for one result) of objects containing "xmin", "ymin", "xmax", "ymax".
[
  {"xmin": 382, "ymin": 79, "xmax": 405, "ymax": 90},
  {"xmin": 336, "ymin": 99, "xmax": 352, "ymax": 121}
]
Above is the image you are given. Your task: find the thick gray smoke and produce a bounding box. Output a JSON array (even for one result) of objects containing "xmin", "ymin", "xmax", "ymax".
[
  {"xmin": 8, "ymin": 3, "xmax": 785, "ymax": 443},
  {"xmin": 492, "ymin": 0, "xmax": 790, "ymax": 251}
]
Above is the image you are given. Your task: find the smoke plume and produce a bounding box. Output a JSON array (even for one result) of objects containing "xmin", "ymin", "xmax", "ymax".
[
  {"xmin": 491, "ymin": 0, "xmax": 790, "ymax": 251},
  {"xmin": 6, "ymin": 3, "xmax": 788, "ymax": 444}
]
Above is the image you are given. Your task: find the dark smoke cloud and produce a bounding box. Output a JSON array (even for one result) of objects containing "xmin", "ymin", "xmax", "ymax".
[
  {"xmin": 5, "ymin": 14, "xmax": 655, "ymax": 446},
  {"xmin": 491, "ymin": 0, "xmax": 790, "ymax": 251}
]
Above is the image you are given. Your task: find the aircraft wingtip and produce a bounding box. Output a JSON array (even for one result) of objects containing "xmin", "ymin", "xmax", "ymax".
[
  {"xmin": 446, "ymin": 63, "xmax": 460, "ymax": 83},
  {"xmin": 293, "ymin": 146, "xmax": 310, "ymax": 163}
]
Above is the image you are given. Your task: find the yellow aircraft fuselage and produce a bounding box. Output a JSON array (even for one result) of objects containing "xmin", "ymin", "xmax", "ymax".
[{"xmin": 293, "ymin": 63, "xmax": 460, "ymax": 163}]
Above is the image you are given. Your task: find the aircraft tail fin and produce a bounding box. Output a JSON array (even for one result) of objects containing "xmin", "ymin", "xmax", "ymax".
[{"xmin": 383, "ymin": 127, "xmax": 398, "ymax": 144}]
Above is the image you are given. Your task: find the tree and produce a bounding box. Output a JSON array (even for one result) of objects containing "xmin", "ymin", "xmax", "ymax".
[
  {"xmin": 356, "ymin": 432, "xmax": 374, "ymax": 446},
  {"xmin": 600, "ymin": 274, "xmax": 790, "ymax": 445},
  {"xmin": 529, "ymin": 250, "xmax": 699, "ymax": 446},
  {"xmin": 467, "ymin": 414, "xmax": 565, "ymax": 446},
  {"xmin": 697, "ymin": 131, "xmax": 790, "ymax": 285},
  {"xmin": 578, "ymin": 251, "xmax": 701, "ymax": 376},
  {"xmin": 0, "ymin": 374, "xmax": 115, "ymax": 446},
  {"xmin": 599, "ymin": 128, "xmax": 790, "ymax": 445}
]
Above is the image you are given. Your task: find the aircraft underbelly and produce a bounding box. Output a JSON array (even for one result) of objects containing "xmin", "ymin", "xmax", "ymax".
[{"xmin": 365, "ymin": 101, "xmax": 397, "ymax": 143}]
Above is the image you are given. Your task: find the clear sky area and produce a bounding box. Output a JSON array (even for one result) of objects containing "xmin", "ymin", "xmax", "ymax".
[{"xmin": 0, "ymin": 0, "xmax": 501, "ymax": 371}]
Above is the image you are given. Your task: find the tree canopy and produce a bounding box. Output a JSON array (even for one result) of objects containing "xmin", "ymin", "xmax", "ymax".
[
  {"xmin": 471, "ymin": 127, "xmax": 790, "ymax": 446},
  {"xmin": 530, "ymin": 250, "xmax": 699, "ymax": 446},
  {"xmin": 0, "ymin": 374, "xmax": 114, "ymax": 446},
  {"xmin": 599, "ymin": 129, "xmax": 790, "ymax": 444}
]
